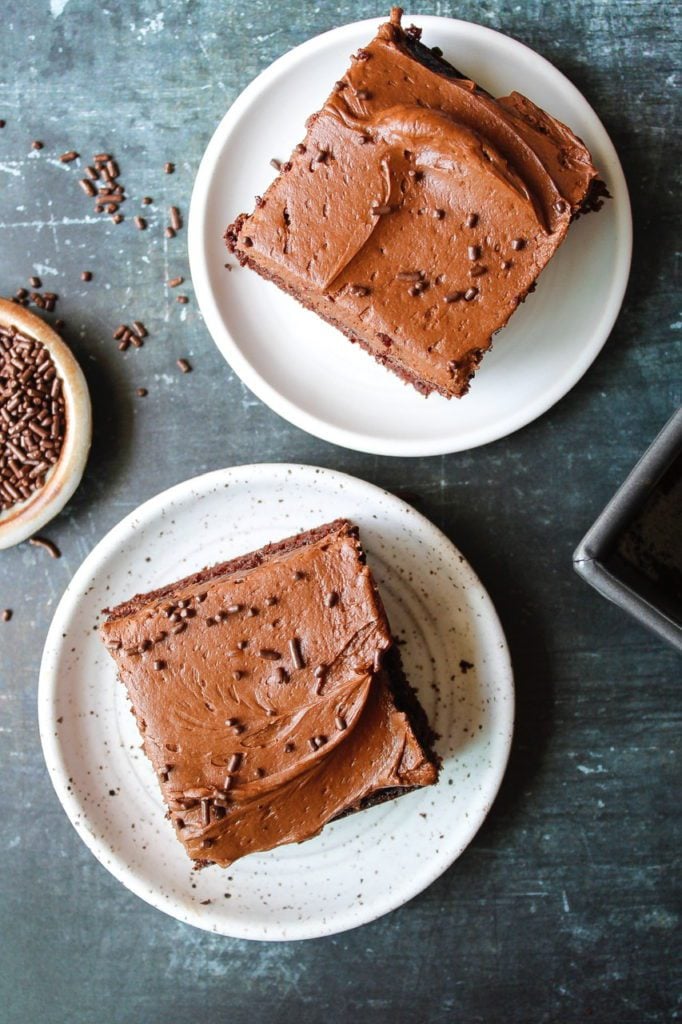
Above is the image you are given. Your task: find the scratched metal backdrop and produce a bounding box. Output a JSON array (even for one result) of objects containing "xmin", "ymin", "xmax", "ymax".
[{"xmin": 0, "ymin": 2, "xmax": 680, "ymax": 1022}]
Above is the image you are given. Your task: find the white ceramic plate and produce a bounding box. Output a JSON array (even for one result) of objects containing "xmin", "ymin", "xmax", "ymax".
[
  {"xmin": 189, "ymin": 15, "xmax": 631, "ymax": 458},
  {"xmin": 39, "ymin": 464, "xmax": 513, "ymax": 941}
]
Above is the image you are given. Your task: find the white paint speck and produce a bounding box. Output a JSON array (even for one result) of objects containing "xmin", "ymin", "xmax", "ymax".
[
  {"xmin": 134, "ymin": 12, "xmax": 164, "ymax": 37},
  {"xmin": 577, "ymin": 764, "xmax": 606, "ymax": 775},
  {"xmin": 562, "ymin": 889, "xmax": 570, "ymax": 913},
  {"xmin": 50, "ymin": 0, "xmax": 71, "ymax": 17}
]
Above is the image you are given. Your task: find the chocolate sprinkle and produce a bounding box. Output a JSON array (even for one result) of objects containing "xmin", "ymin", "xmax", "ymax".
[
  {"xmin": 227, "ymin": 753, "xmax": 242, "ymax": 773},
  {"xmin": 511, "ymin": 238, "xmax": 526, "ymax": 250},
  {"xmin": 176, "ymin": 358, "xmax": 192, "ymax": 374},
  {"xmin": 335, "ymin": 715, "xmax": 347, "ymax": 731},
  {"xmin": 1, "ymin": 609, "xmax": 12, "ymax": 622},
  {"xmin": 169, "ymin": 206, "xmax": 182, "ymax": 231},
  {"xmin": 467, "ymin": 245, "xmax": 481, "ymax": 261},
  {"xmin": 464, "ymin": 287, "xmax": 479, "ymax": 301},
  {"xmin": 324, "ymin": 591, "xmax": 338, "ymax": 608},
  {"xmin": 465, "ymin": 213, "xmax": 479, "ymax": 228},
  {"xmin": 444, "ymin": 291, "xmax": 463, "ymax": 303},
  {"xmin": 371, "ymin": 204, "xmax": 393, "ymax": 216},
  {"xmin": 289, "ymin": 637, "xmax": 305, "ymax": 670},
  {"xmin": 257, "ymin": 648, "xmax": 281, "ymax": 661},
  {"xmin": 28, "ymin": 536, "xmax": 61, "ymax": 559}
]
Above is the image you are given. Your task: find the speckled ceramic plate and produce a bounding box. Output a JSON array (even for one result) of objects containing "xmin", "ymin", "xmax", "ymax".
[
  {"xmin": 39, "ymin": 464, "xmax": 513, "ymax": 940},
  {"xmin": 188, "ymin": 15, "xmax": 631, "ymax": 457}
]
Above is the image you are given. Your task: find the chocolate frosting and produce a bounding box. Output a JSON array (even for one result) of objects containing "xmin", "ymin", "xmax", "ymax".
[
  {"xmin": 228, "ymin": 7, "xmax": 600, "ymax": 397},
  {"xmin": 101, "ymin": 520, "xmax": 437, "ymax": 867}
]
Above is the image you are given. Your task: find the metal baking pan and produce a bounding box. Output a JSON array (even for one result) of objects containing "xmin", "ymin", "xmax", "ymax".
[{"xmin": 573, "ymin": 407, "xmax": 682, "ymax": 652}]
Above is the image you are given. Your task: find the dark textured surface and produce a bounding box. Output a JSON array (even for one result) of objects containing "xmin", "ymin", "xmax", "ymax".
[{"xmin": 0, "ymin": 2, "xmax": 680, "ymax": 1022}]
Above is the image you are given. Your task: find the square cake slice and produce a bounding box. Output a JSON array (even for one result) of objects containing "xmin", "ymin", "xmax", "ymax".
[
  {"xmin": 226, "ymin": 6, "xmax": 604, "ymax": 399},
  {"xmin": 100, "ymin": 519, "xmax": 439, "ymax": 868}
]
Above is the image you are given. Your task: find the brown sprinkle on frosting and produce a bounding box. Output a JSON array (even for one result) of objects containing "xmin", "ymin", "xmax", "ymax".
[
  {"xmin": 257, "ymin": 648, "xmax": 281, "ymax": 661},
  {"xmin": 289, "ymin": 637, "xmax": 305, "ymax": 670}
]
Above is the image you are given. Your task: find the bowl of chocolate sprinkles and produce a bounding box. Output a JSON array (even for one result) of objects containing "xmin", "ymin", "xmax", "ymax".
[{"xmin": 0, "ymin": 298, "xmax": 91, "ymax": 549}]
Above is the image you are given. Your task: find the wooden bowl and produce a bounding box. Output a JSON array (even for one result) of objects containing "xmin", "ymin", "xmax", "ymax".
[{"xmin": 0, "ymin": 299, "xmax": 92, "ymax": 549}]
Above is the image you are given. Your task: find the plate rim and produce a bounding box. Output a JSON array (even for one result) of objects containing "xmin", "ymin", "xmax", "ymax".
[
  {"xmin": 38, "ymin": 462, "xmax": 515, "ymax": 940},
  {"xmin": 188, "ymin": 13, "xmax": 633, "ymax": 458}
]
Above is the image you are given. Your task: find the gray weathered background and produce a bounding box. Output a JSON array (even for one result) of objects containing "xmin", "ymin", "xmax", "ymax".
[{"xmin": 1, "ymin": 2, "xmax": 680, "ymax": 1022}]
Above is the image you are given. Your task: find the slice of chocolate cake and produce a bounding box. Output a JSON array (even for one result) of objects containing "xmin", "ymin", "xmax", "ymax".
[
  {"xmin": 226, "ymin": 7, "xmax": 604, "ymax": 398},
  {"xmin": 100, "ymin": 519, "xmax": 439, "ymax": 868}
]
